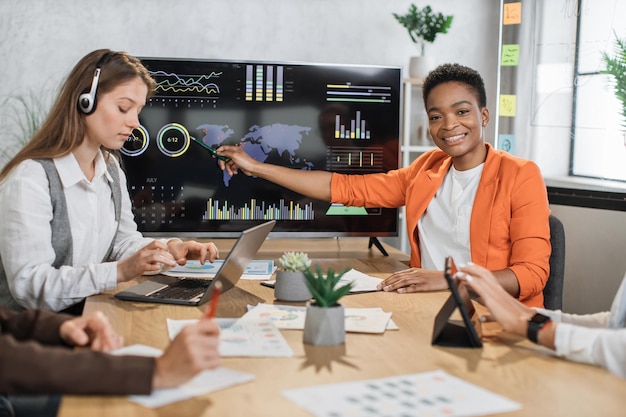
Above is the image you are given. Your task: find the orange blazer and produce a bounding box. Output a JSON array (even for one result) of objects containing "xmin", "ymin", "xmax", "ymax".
[{"xmin": 331, "ymin": 143, "xmax": 551, "ymax": 307}]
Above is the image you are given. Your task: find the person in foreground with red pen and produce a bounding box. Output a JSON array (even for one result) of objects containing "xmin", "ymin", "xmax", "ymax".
[
  {"xmin": 455, "ymin": 262, "xmax": 626, "ymax": 379},
  {"xmin": 0, "ymin": 305, "xmax": 221, "ymax": 417}
]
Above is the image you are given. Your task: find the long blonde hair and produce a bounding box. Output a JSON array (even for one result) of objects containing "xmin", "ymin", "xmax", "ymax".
[{"xmin": 0, "ymin": 49, "xmax": 156, "ymax": 180}]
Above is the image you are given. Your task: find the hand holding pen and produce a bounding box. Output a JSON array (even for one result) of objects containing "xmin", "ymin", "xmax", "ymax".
[
  {"xmin": 192, "ymin": 138, "xmax": 232, "ymax": 162},
  {"xmin": 154, "ymin": 280, "xmax": 222, "ymax": 388},
  {"xmin": 205, "ymin": 280, "xmax": 223, "ymax": 319}
]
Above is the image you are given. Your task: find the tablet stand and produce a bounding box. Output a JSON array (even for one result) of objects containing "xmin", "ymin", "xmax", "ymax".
[{"xmin": 431, "ymin": 294, "xmax": 482, "ymax": 348}]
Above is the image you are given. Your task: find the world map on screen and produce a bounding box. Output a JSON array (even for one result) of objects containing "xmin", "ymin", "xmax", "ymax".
[{"xmin": 196, "ymin": 123, "xmax": 313, "ymax": 186}]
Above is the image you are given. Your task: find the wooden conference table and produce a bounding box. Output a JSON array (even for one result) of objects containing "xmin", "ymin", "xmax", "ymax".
[{"xmin": 58, "ymin": 238, "xmax": 626, "ymax": 417}]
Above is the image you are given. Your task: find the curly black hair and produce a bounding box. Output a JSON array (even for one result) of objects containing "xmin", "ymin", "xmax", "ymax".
[{"xmin": 422, "ymin": 63, "xmax": 487, "ymax": 108}]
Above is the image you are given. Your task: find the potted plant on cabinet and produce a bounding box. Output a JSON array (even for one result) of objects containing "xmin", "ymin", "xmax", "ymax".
[
  {"xmin": 601, "ymin": 33, "xmax": 626, "ymax": 139},
  {"xmin": 274, "ymin": 251, "xmax": 313, "ymax": 302},
  {"xmin": 302, "ymin": 265, "xmax": 353, "ymax": 346},
  {"xmin": 392, "ymin": 4, "xmax": 453, "ymax": 79}
]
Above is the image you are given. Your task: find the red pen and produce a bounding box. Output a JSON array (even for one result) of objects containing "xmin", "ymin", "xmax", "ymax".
[{"xmin": 205, "ymin": 280, "xmax": 222, "ymax": 319}]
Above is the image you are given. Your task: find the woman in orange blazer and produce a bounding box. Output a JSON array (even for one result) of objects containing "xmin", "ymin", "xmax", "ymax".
[
  {"xmin": 331, "ymin": 142, "xmax": 550, "ymax": 307},
  {"xmin": 218, "ymin": 63, "xmax": 551, "ymax": 308}
]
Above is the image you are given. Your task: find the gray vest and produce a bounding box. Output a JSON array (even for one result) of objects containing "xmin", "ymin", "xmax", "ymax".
[{"xmin": 0, "ymin": 158, "xmax": 122, "ymax": 310}]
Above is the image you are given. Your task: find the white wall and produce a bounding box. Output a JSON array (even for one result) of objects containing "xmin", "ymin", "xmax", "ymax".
[
  {"xmin": 0, "ymin": 0, "xmax": 500, "ymax": 151},
  {"xmin": 0, "ymin": 0, "xmax": 500, "ymax": 82}
]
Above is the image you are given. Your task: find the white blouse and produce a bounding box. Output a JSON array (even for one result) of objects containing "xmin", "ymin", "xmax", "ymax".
[
  {"xmin": 538, "ymin": 272, "xmax": 626, "ymax": 379},
  {"xmin": 0, "ymin": 151, "xmax": 153, "ymax": 311},
  {"xmin": 418, "ymin": 163, "xmax": 484, "ymax": 270}
]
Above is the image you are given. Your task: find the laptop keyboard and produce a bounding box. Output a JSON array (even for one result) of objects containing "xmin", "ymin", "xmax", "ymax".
[{"xmin": 150, "ymin": 278, "xmax": 211, "ymax": 300}]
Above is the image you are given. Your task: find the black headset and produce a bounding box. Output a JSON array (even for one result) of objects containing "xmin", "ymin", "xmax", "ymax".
[{"xmin": 78, "ymin": 51, "xmax": 114, "ymax": 115}]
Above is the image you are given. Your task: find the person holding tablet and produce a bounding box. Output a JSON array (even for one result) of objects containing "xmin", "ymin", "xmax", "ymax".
[
  {"xmin": 456, "ymin": 262, "xmax": 626, "ymax": 379},
  {"xmin": 216, "ymin": 63, "xmax": 551, "ymax": 308},
  {"xmin": 0, "ymin": 49, "xmax": 219, "ymax": 313},
  {"xmin": 0, "ymin": 305, "xmax": 221, "ymax": 417}
]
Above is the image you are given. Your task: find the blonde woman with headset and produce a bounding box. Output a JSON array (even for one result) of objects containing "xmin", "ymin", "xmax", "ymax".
[{"xmin": 0, "ymin": 49, "xmax": 219, "ymax": 313}]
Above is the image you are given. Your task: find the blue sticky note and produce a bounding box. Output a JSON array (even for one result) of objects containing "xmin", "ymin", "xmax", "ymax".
[{"xmin": 498, "ymin": 134, "xmax": 515, "ymax": 154}]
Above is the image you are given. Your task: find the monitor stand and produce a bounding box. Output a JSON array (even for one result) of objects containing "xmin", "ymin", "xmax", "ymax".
[{"xmin": 368, "ymin": 237, "xmax": 389, "ymax": 256}]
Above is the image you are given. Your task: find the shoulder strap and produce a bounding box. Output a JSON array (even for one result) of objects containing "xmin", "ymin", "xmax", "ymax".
[
  {"xmin": 103, "ymin": 157, "xmax": 122, "ymax": 260},
  {"xmin": 34, "ymin": 159, "xmax": 73, "ymax": 268},
  {"xmin": 35, "ymin": 157, "xmax": 124, "ymax": 265}
]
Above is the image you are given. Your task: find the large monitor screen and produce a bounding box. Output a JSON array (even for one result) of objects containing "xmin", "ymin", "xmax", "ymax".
[{"xmin": 120, "ymin": 58, "xmax": 402, "ymax": 237}]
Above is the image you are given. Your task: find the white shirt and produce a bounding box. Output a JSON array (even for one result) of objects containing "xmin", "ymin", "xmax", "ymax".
[
  {"xmin": 538, "ymin": 272, "xmax": 626, "ymax": 379},
  {"xmin": 0, "ymin": 151, "xmax": 153, "ymax": 311},
  {"xmin": 418, "ymin": 164, "xmax": 484, "ymax": 270}
]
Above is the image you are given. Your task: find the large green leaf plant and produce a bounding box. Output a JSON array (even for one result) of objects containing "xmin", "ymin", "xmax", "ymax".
[
  {"xmin": 393, "ymin": 4, "xmax": 453, "ymax": 56},
  {"xmin": 601, "ymin": 33, "xmax": 626, "ymax": 130}
]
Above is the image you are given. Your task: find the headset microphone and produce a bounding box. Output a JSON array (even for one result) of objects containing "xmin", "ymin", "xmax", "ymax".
[
  {"xmin": 78, "ymin": 52, "xmax": 112, "ymax": 115},
  {"xmin": 129, "ymin": 132, "xmax": 143, "ymax": 150}
]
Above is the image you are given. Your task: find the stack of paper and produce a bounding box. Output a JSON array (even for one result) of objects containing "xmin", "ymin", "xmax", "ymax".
[
  {"xmin": 262, "ymin": 268, "xmax": 384, "ymax": 293},
  {"xmin": 241, "ymin": 303, "xmax": 398, "ymax": 333},
  {"xmin": 340, "ymin": 268, "xmax": 384, "ymax": 293}
]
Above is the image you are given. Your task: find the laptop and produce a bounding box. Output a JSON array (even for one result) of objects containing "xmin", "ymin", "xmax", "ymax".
[
  {"xmin": 431, "ymin": 256, "xmax": 482, "ymax": 348},
  {"xmin": 114, "ymin": 220, "xmax": 276, "ymax": 306}
]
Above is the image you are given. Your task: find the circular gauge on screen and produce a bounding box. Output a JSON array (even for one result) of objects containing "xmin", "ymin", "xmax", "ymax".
[
  {"xmin": 156, "ymin": 123, "xmax": 191, "ymax": 157},
  {"xmin": 120, "ymin": 125, "xmax": 149, "ymax": 157}
]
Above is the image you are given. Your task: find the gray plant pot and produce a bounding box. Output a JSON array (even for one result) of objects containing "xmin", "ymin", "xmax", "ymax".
[
  {"xmin": 274, "ymin": 271, "xmax": 312, "ymax": 302},
  {"xmin": 303, "ymin": 303, "xmax": 345, "ymax": 345}
]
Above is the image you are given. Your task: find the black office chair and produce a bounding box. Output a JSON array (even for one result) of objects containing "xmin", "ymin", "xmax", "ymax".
[{"xmin": 543, "ymin": 214, "xmax": 566, "ymax": 310}]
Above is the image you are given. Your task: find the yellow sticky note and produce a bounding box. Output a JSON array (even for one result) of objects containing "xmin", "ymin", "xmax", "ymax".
[
  {"xmin": 503, "ymin": 2, "xmax": 522, "ymax": 25},
  {"xmin": 499, "ymin": 95, "xmax": 517, "ymax": 117},
  {"xmin": 501, "ymin": 44, "xmax": 520, "ymax": 66}
]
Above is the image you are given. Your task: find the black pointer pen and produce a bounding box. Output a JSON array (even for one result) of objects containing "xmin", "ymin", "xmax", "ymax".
[{"xmin": 191, "ymin": 138, "xmax": 231, "ymax": 162}]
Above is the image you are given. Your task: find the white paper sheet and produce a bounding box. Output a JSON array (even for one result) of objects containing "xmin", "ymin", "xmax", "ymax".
[
  {"xmin": 340, "ymin": 268, "xmax": 384, "ymax": 293},
  {"xmin": 111, "ymin": 344, "xmax": 254, "ymax": 408},
  {"xmin": 164, "ymin": 259, "xmax": 276, "ymax": 280},
  {"xmin": 282, "ymin": 369, "xmax": 521, "ymax": 417},
  {"xmin": 166, "ymin": 318, "xmax": 294, "ymax": 357}
]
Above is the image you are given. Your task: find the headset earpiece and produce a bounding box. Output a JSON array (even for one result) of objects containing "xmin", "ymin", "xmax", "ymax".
[{"xmin": 78, "ymin": 52, "xmax": 113, "ymax": 115}]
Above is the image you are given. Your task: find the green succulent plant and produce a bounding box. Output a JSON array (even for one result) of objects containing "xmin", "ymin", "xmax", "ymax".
[
  {"xmin": 303, "ymin": 264, "xmax": 353, "ymax": 308},
  {"xmin": 601, "ymin": 33, "xmax": 626, "ymax": 130},
  {"xmin": 278, "ymin": 251, "xmax": 311, "ymax": 272},
  {"xmin": 393, "ymin": 4, "xmax": 453, "ymax": 56}
]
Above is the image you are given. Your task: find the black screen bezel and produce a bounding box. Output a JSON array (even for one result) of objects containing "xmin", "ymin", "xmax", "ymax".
[{"xmin": 121, "ymin": 57, "xmax": 402, "ymax": 238}]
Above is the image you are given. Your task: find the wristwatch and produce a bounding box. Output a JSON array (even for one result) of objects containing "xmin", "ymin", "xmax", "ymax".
[{"xmin": 527, "ymin": 313, "xmax": 552, "ymax": 344}]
